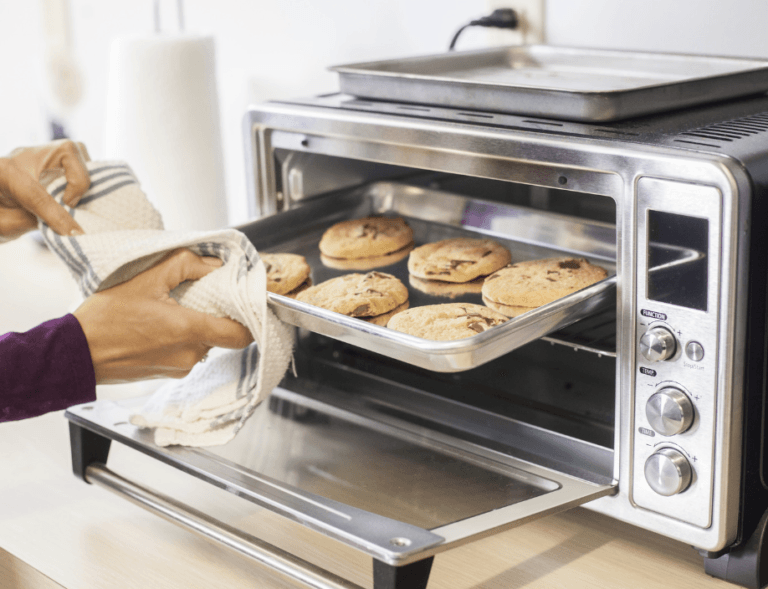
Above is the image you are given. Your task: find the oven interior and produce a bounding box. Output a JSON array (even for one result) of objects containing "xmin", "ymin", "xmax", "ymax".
[{"xmin": 248, "ymin": 149, "xmax": 619, "ymax": 482}]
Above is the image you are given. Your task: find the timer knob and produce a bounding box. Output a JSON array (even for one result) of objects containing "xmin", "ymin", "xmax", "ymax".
[
  {"xmin": 644, "ymin": 447, "xmax": 692, "ymax": 496},
  {"xmin": 646, "ymin": 387, "xmax": 694, "ymax": 436},
  {"xmin": 640, "ymin": 326, "xmax": 677, "ymax": 362}
]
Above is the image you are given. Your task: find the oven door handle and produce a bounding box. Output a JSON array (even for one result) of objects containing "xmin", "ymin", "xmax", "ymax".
[{"xmin": 85, "ymin": 462, "xmax": 364, "ymax": 589}]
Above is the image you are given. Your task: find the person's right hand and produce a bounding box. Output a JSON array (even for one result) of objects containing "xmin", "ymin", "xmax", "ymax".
[
  {"xmin": 73, "ymin": 249, "xmax": 254, "ymax": 384},
  {"xmin": 0, "ymin": 139, "xmax": 91, "ymax": 240}
]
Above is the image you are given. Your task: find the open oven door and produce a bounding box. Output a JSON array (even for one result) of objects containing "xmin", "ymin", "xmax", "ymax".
[{"xmin": 66, "ymin": 372, "xmax": 616, "ymax": 589}]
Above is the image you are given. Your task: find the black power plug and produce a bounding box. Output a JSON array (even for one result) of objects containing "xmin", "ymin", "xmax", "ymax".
[{"xmin": 449, "ymin": 8, "xmax": 520, "ymax": 51}]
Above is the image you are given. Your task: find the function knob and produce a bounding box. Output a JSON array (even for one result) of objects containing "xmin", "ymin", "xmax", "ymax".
[
  {"xmin": 640, "ymin": 326, "xmax": 677, "ymax": 362},
  {"xmin": 644, "ymin": 447, "xmax": 692, "ymax": 496},
  {"xmin": 646, "ymin": 387, "xmax": 694, "ymax": 436}
]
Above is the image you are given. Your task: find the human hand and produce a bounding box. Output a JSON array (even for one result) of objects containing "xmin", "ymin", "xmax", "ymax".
[
  {"xmin": 0, "ymin": 139, "xmax": 91, "ymax": 240},
  {"xmin": 73, "ymin": 249, "xmax": 254, "ymax": 384}
]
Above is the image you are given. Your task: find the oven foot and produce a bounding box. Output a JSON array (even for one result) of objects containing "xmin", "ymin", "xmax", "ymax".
[
  {"xmin": 704, "ymin": 508, "xmax": 768, "ymax": 588},
  {"xmin": 373, "ymin": 557, "xmax": 434, "ymax": 589},
  {"xmin": 69, "ymin": 422, "xmax": 112, "ymax": 483}
]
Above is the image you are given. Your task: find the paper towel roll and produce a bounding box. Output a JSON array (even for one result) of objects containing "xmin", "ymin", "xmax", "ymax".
[{"xmin": 105, "ymin": 34, "xmax": 228, "ymax": 231}]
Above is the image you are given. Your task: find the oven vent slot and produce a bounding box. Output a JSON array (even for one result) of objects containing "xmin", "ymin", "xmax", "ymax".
[
  {"xmin": 674, "ymin": 112, "xmax": 768, "ymax": 148},
  {"xmin": 543, "ymin": 306, "xmax": 617, "ymax": 357}
]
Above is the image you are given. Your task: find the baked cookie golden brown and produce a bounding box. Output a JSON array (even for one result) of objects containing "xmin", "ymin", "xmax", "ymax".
[
  {"xmin": 387, "ymin": 303, "xmax": 508, "ymax": 340},
  {"xmin": 482, "ymin": 257, "xmax": 608, "ymax": 317},
  {"xmin": 320, "ymin": 242, "xmax": 414, "ymax": 271},
  {"xmin": 262, "ymin": 253, "xmax": 312, "ymax": 296},
  {"xmin": 408, "ymin": 238, "xmax": 511, "ymax": 283},
  {"xmin": 364, "ymin": 301, "xmax": 410, "ymax": 326},
  {"xmin": 295, "ymin": 271, "xmax": 408, "ymax": 320},
  {"xmin": 408, "ymin": 274, "xmax": 484, "ymax": 298},
  {"xmin": 319, "ymin": 216, "xmax": 415, "ymax": 269}
]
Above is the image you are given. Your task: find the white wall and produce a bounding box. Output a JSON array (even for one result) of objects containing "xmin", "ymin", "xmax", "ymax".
[
  {"xmin": 546, "ymin": 0, "xmax": 768, "ymax": 57},
  {"xmin": 0, "ymin": 0, "xmax": 506, "ymax": 226}
]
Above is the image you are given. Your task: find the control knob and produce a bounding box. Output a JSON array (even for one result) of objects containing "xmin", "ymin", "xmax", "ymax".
[
  {"xmin": 644, "ymin": 448, "xmax": 692, "ymax": 496},
  {"xmin": 640, "ymin": 326, "xmax": 677, "ymax": 362},
  {"xmin": 646, "ymin": 387, "xmax": 694, "ymax": 436}
]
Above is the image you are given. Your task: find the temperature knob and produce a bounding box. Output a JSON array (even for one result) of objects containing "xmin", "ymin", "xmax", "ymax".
[
  {"xmin": 646, "ymin": 388, "xmax": 694, "ymax": 436},
  {"xmin": 640, "ymin": 326, "xmax": 677, "ymax": 362},
  {"xmin": 644, "ymin": 448, "xmax": 692, "ymax": 496}
]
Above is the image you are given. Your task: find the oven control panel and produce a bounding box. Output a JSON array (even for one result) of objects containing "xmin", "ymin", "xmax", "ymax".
[{"xmin": 632, "ymin": 178, "xmax": 722, "ymax": 528}]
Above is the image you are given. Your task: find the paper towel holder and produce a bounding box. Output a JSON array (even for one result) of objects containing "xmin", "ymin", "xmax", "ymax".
[{"xmin": 154, "ymin": 0, "xmax": 184, "ymax": 33}]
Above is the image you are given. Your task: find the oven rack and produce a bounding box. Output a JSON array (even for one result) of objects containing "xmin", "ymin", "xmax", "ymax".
[{"xmin": 543, "ymin": 306, "xmax": 617, "ymax": 357}]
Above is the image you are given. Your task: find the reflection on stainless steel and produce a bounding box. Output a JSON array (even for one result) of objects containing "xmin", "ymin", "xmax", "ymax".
[{"xmin": 331, "ymin": 45, "xmax": 768, "ymax": 122}]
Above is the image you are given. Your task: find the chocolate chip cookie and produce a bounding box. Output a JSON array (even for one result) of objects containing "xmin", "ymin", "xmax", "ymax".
[
  {"xmin": 319, "ymin": 216, "xmax": 415, "ymax": 269},
  {"xmin": 295, "ymin": 271, "xmax": 408, "ymax": 320},
  {"xmin": 387, "ymin": 303, "xmax": 508, "ymax": 340},
  {"xmin": 482, "ymin": 257, "xmax": 608, "ymax": 317},
  {"xmin": 408, "ymin": 237, "xmax": 511, "ymax": 283},
  {"xmin": 262, "ymin": 253, "xmax": 312, "ymax": 296}
]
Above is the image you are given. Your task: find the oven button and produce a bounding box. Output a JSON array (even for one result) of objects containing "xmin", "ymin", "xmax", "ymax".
[
  {"xmin": 640, "ymin": 326, "xmax": 677, "ymax": 362},
  {"xmin": 644, "ymin": 447, "xmax": 692, "ymax": 496},
  {"xmin": 685, "ymin": 341, "xmax": 705, "ymax": 362},
  {"xmin": 646, "ymin": 387, "xmax": 694, "ymax": 436}
]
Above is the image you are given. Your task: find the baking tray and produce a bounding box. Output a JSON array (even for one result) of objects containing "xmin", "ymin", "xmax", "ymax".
[
  {"xmin": 331, "ymin": 45, "xmax": 768, "ymax": 122},
  {"xmin": 239, "ymin": 182, "xmax": 617, "ymax": 372}
]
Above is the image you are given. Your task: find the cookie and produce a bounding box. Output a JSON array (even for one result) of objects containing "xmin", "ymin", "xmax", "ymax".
[
  {"xmin": 295, "ymin": 271, "xmax": 408, "ymax": 318},
  {"xmin": 408, "ymin": 274, "xmax": 484, "ymax": 298},
  {"xmin": 320, "ymin": 241, "xmax": 414, "ymax": 271},
  {"xmin": 262, "ymin": 253, "xmax": 311, "ymax": 296},
  {"xmin": 387, "ymin": 303, "xmax": 508, "ymax": 340},
  {"xmin": 482, "ymin": 257, "xmax": 608, "ymax": 317},
  {"xmin": 283, "ymin": 277, "xmax": 312, "ymax": 299},
  {"xmin": 364, "ymin": 301, "xmax": 410, "ymax": 326},
  {"xmin": 319, "ymin": 216, "xmax": 414, "ymax": 259},
  {"xmin": 408, "ymin": 238, "xmax": 512, "ymax": 283}
]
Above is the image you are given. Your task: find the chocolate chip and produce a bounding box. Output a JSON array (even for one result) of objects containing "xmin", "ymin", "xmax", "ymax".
[
  {"xmin": 547, "ymin": 270, "xmax": 559, "ymax": 275},
  {"xmin": 351, "ymin": 304, "xmax": 370, "ymax": 316},
  {"xmin": 481, "ymin": 250, "xmax": 492, "ymax": 257},
  {"xmin": 468, "ymin": 322, "xmax": 486, "ymax": 333},
  {"xmin": 274, "ymin": 277, "xmax": 282, "ymax": 282},
  {"xmin": 546, "ymin": 277, "xmax": 555, "ymax": 282},
  {"xmin": 558, "ymin": 259, "xmax": 582, "ymax": 270}
]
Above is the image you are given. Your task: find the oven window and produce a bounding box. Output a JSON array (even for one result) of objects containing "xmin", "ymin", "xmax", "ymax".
[{"xmin": 647, "ymin": 210, "xmax": 708, "ymax": 311}]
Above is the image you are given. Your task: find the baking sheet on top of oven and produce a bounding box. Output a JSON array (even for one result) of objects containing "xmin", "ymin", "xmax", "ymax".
[
  {"xmin": 239, "ymin": 182, "xmax": 621, "ymax": 372},
  {"xmin": 330, "ymin": 45, "xmax": 768, "ymax": 122}
]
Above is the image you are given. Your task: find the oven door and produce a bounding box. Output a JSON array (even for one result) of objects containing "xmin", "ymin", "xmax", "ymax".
[{"xmin": 66, "ymin": 374, "xmax": 615, "ymax": 576}]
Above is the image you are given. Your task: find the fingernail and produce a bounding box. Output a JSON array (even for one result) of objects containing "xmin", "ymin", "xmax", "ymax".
[{"xmin": 69, "ymin": 228, "xmax": 85, "ymax": 237}]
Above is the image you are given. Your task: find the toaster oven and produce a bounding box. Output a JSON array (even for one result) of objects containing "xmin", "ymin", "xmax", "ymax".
[{"xmin": 66, "ymin": 47, "xmax": 768, "ymax": 589}]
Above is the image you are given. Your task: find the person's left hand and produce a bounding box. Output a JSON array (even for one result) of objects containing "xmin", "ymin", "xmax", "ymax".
[
  {"xmin": 0, "ymin": 139, "xmax": 91, "ymax": 240},
  {"xmin": 73, "ymin": 249, "xmax": 255, "ymax": 384}
]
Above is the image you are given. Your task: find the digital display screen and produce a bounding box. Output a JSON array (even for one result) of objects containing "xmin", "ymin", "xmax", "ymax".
[{"xmin": 647, "ymin": 210, "xmax": 708, "ymax": 311}]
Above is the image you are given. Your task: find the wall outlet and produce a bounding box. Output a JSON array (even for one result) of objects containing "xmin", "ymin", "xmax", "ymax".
[{"xmin": 485, "ymin": 0, "xmax": 546, "ymax": 45}]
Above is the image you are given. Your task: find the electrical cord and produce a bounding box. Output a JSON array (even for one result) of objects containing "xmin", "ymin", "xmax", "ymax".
[{"xmin": 448, "ymin": 8, "xmax": 519, "ymax": 51}]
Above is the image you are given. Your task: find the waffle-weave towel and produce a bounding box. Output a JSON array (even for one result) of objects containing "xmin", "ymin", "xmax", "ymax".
[{"xmin": 40, "ymin": 161, "xmax": 294, "ymax": 446}]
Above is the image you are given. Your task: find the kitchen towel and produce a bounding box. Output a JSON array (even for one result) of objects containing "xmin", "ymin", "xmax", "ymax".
[
  {"xmin": 105, "ymin": 34, "xmax": 228, "ymax": 231},
  {"xmin": 40, "ymin": 161, "xmax": 295, "ymax": 446}
]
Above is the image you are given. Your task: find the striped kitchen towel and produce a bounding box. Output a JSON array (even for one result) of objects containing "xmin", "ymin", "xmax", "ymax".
[{"xmin": 40, "ymin": 161, "xmax": 295, "ymax": 446}]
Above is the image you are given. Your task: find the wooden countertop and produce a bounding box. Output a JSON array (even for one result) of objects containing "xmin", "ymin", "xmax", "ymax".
[{"xmin": 0, "ymin": 236, "xmax": 733, "ymax": 589}]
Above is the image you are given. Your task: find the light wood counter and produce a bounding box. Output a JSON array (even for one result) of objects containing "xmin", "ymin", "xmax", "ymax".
[{"xmin": 0, "ymin": 236, "xmax": 734, "ymax": 589}]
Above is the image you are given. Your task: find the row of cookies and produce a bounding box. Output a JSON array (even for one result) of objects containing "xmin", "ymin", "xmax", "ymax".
[{"xmin": 265, "ymin": 215, "xmax": 608, "ymax": 341}]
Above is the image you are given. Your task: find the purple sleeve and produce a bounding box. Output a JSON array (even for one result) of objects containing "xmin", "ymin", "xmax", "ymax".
[{"xmin": 0, "ymin": 314, "xmax": 96, "ymax": 422}]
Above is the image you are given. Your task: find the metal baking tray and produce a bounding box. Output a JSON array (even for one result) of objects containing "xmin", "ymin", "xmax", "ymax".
[
  {"xmin": 331, "ymin": 45, "xmax": 768, "ymax": 122},
  {"xmin": 239, "ymin": 182, "xmax": 617, "ymax": 372}
]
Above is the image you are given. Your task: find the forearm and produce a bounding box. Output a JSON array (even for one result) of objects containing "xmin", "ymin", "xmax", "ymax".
[{"xmin": 0, "ymin": 314, "xmax": 96, "ymax": 422}]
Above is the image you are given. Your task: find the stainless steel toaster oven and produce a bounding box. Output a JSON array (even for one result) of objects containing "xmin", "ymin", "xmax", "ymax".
[{"xmin": 66, "ymin": 47, "xmax": 768, "ymax": 589}]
